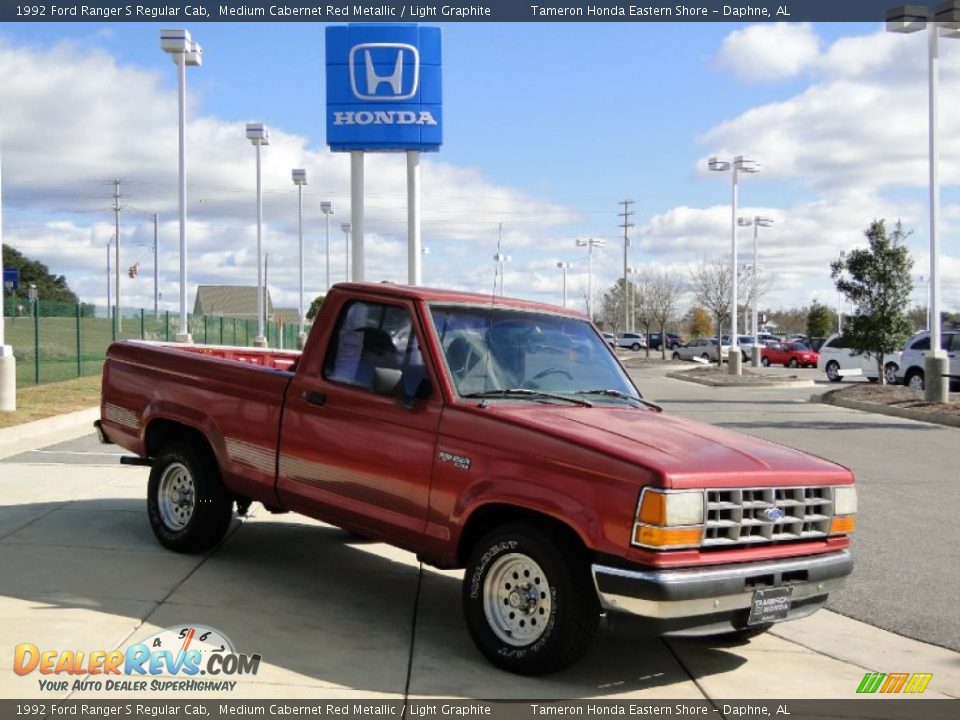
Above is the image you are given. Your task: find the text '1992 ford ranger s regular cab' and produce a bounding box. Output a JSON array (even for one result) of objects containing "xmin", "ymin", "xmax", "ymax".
[{"xmin": 98, "ymin": 283, "xmax": 855, "ymax": 675}]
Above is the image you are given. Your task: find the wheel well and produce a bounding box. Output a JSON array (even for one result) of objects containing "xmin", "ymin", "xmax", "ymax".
[
  {"xmin": 145, "ymin": 419, "xmax": 214, "ymax": 460},
  {"xmin": 456, "ymin": 504, "xmax": 587, "ymax": 567}
]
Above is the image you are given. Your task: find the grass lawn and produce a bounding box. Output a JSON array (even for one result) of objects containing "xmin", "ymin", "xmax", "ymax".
[{"xmin": 0, "ymin": 375, "xmax": 101, "ymax": 429}]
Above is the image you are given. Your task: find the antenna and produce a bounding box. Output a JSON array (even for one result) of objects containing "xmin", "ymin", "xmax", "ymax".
[{"xmin": 478, "ymin": 223, "xmax": 505, "ymax": 406}]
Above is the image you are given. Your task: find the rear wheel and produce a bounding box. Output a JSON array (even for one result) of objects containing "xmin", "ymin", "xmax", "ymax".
[
  {"xmin": 701, "ymin": 353, "xmax": 710, "ymax": 361},
  {"xmin": 462, "ymin": 523, "xmax": 599, "ymax": 675},
  {"xmin": 631, "ymin": 343, "xmax": 641, "ymax": 351},
  {"xmin": 761, "ymin": 357, "xmax": 770, "ymax": 367},
  {"xmin": 826, "ymin": 361, "xmax": 842, "ymax": 383},
  {"xmin": 147, "ymin": 441, "xmax": 233, "ymax": 553},
  {"xmin": 884, "ymin": 363, "xmax": 899, "ymax": 385},
  {"xmin": 906, "ymin": 369, "xmax": 925, "ymax": 391},
  {"xmin": 672, "ymin": 351, "xmax": 681, "ymax": 361},
  {"xmin": 788, "ymin": 358, "xmax": 799, "ymax": 368}
]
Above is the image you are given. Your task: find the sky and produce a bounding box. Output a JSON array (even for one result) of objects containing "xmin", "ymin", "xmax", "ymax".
[{"xmin": 2, "ymin": 20, "xmax": 959, "ymax": 323}]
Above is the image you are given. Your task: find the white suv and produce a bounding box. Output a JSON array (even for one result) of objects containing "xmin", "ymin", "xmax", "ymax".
[
  {"xmin": 895, "ymin": 331, "xmax": 960, "ymax": 390},
  {"xmin": 817, "ymin": 334, "xmax": 901, "ymax": 384}
]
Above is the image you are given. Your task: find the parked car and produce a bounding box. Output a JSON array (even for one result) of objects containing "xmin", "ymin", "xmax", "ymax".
[
  {"xmin": 601, "ymin": 332, "xmax": 616, "ymax": 348},
  {"xmin": 97, "ymin": 283, "xmax": 855, "ymax": 675},
  {"xmin": 817, "ymin": 334, "xmax": 901, "ymax": 384},
  {"xmin": 762, "ymin": 342, "xmax": 819, "ymax": 368},
  {"xmin": 895, "ymin": 330, "xmax": 960, "ymax": 390},
  {"xmin": 647, "ymin": 332, "xmax": 683, "ymax": 351},
  {"xmin": 616, "ymin": 332, "xmax": 647, "ymax": 351},
  {"xmin": 672, "ymin": 337, "xmax": 731, "ymax": 362}
]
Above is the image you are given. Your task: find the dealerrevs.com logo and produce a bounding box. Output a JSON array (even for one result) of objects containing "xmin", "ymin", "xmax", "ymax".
[{"xmin": 13, "ymin": 625, "xmax": 261, "ymax": 693}]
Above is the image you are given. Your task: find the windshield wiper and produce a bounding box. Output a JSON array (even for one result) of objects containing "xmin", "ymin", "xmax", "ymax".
[
  {"xmin": 574, "ymin": 389, "xmax": 662, "ymax": 411},
  {"xmin": 463, "ymin": 388, "xmax": 593, "ymax": 407}
]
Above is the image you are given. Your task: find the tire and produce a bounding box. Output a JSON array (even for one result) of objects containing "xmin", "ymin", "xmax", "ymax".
[
  {"xmin": 761, "ymin": 357, "xmax": 770, "ymax": 367},
  {"xmin": 631, "ymin": 343, "xmax": 641, "ymax": 351},
  {"xmin": 701, "ymin": 353, "xmax": 710, "ymax": 361},
  {"xmin": 672, "ymin": 351, "xmax": 681, "ymax": 361},
  {"xmin": 788, "ymin": 358, "xmax": 799, "ymax": 369},
  {"xmin": 884, "ymin": 363, "xmax": 899, "ymax": 386},
  {"xmin": 147, "ymin": 440, "xmax": 233, "ymax": 553},
  {"xmin": 826, "ymin": 361, "xmax": 842, "ymax": 383},
  {"xmin": 905, "ymin": 369, "xmax": 925, "ymax": 391},
  {"xmin": 462, "ymin": 523, "xmax": 599, "ymax": 675}
]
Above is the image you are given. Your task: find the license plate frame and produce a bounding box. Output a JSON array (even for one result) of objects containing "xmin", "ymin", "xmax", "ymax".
[{"xmin": 747, "ymin": 586, "xmax": 794, "ymax": 625}]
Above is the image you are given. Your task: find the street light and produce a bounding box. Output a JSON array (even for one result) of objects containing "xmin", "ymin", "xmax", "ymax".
[
  {"xmin": 320, "ymin": 201, "xmax": 334, "ymax": 291},
  {"xmin": 292, "ymin": 168, "xmax": 308, "ymax": 349},
  {"xmin": 246, "ymin": 122, "xmax": 269, "ymax": 348},
  {"xmin": 918, "ymin": 274, "xmax": 932, "ymax": 329},
  {"xmin": 160, "ymin": 29, "xmax": 202, "ymax": 344},
  {"xmin": 709, "ymin": 155, "xmax": 760, "ymax": 375},
  {"xmin": 738, "ymin": 215, "xmax": 774, "ymax": 367},
  {"xmin": 493, "ymin": 253, "xmax": 511, "ymax": 296},
  {"xmin": 886, "ymin": 1, "xmax": 960, "ymax": 401},
  {"xmin": 340, "ymin": 222, "xmax": 351, "ymax": 282},
  {"xmin": 556, "ymin": 261, "xmax": 571, "ymax": 308},
  {"xmin": 576, "ymin": 238, "xmax": 605, "ymax": 321}
]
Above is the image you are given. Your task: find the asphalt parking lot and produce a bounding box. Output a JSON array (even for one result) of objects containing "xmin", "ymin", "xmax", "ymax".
[{"xmin": 0, "ymin": 368, "xmax": 958, "ymax": 701}]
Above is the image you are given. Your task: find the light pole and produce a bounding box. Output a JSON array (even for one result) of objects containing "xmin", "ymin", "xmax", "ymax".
[
  {"xmin": 422, "ymin": 246, "xmax": 431, "ymax": 285},
  {"xmin": 246, "ymin": 123, "xmax": 270, "ymax": 348},
  {"xmin": 556, "ymin": 261, "xmax": 571, "ymax": 308},
  {"xmin": 0, "ymin": 139, "xmax": 14, "ymax": 412},
  {"xmin": 738, "ymin": 216, "xmax": 773, "ymax": 367},
  {"xmin": 493, "ymin": 253, "xmax": 511, "ymax": 296},
  {"xmin": 887, "ymin": 2, "xmax": 959, "ymax": 402},
  {"xmin": 160, "ymin": 29, "xmax": 202, "ymax": 344},
  {"xmin": 340, "ymin": 222, "xmax": 351, "ymax": 282},
  {"xmin": 320, "ymin": 201, "xmax": 334, "ymax": 291},
  {"xmin": 292, "ymin": 169, "xmax": 308, "ymax": 349},
  {"xmin": 576, "ymin": 238, "xmax": 605, "ymax": 321},
  {"xmin": 709, "ymin": 156, "xmax": 760, "ymax": 375},
  {"xmin": 918, "ymin": 274, "xmax": 931, "ymax": 329}
]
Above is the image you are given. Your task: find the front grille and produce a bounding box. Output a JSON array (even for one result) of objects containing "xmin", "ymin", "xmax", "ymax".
[{"xmin": 702, "ymin": 486, "xmax": 834, "ymax": 547}]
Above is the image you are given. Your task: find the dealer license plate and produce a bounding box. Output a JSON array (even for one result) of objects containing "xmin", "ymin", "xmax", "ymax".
[{"xmin": 747, "ymin": 586, "xmax": 794, "ymax": 625}]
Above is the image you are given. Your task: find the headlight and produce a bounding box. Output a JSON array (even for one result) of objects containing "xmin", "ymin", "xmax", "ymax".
[
  {"xmin": 831, "ymin": 486, "xmax": 857, "ymax": 535},
  {"xmin": 632, "ymin": 489, "xmax": 704, "ymax": 549}
]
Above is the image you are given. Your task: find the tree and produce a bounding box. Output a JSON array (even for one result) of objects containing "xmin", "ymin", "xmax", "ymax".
[
  {"xmin": 831, "ymin": 220, "xmax": 914, "ymax": 384},
  {"xmin": 305, "ymin": 294, "xmax": 326, "ymax": 321},
  {"xmin": 600, "ymin": 278, "xmax": 630, "ymax": 334},
  {"xmin": 806, "ymin": 302, "xmax": 833, "ymax": 339},
  {"xmin": 688, "ymin": 258, "xmax": 731, "ymax": 365},
  {"xmin": 687, "ymin": 306, "xmax": 712, "ymax": 338},
  {"xmin": 2, "ymin": 245, "xmax": 78, "ymax": 304},
  {"xmin": 649, "ymin": 270, "xmax": 684, "ymax": 359}
]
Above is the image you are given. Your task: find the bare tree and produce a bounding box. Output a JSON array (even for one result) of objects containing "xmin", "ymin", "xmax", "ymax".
[
  {"xmin": 739, "ymin": 264, "xmax": 772, "ymax": 337},
  {"xmin": 649, "ymin": 270, "xmax": 685, "ymax": 359},
  {"xmin": 688, "ymin": 258, "xmax": 732, "ymax": 366}
]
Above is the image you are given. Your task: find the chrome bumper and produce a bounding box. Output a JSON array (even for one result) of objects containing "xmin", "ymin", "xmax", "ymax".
[{"xmin": 592, "ymin": 550, "xmax": 852, "ymax": 636}]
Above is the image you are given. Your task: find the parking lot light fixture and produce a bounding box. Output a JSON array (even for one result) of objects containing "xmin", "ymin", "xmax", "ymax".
[
  {"xmin": 340, "ymin": 222, "xmax": 351, "ymax": 282},
  {"xmin": 320, "ymin": 201, "xmax": 334, "ymax": 292},
  {"xmin": 161, "ymin": 29, "xmax": 202, "ymax": 344},
  {"xmin": 576, "ymin": 238, "xmax": 605, "ymax": 321},
  {"xmin": 886, "ymin": 1, "xmax": 959, "ymax": 401},
  {"xmin": 709, "ymin": 156, "xmax": 760, "ymax": 375},
  {"xmin": 246, "ymin": 123, "xmax": 270, "ymax": 348},
  {"xmin": 292, "ymin": 169, "xmax": 308, "ymax": 349},
  {"xmin": 738, "ymin": 216, "xmax": 774, "ymax": 367}
]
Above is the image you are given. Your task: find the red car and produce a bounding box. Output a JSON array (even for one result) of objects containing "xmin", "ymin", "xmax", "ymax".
[{"xmin": 762, "ymin": 342, "xmax": 819, "ymax": 368}]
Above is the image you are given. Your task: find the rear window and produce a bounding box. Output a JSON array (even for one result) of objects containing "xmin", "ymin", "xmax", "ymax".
[
  {"xmin": 910, "ymin": 337, "xmax": 931, "ymax": 351},
  {"xmin": 824, "ymin": 336, "xmax": 850, "ymax": 349}
]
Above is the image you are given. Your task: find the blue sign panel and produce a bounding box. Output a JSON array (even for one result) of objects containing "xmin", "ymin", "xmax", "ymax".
[
  {"xmin": 326, "ymin": 24, "xmax": 442, "ymax": 152},
  {"xmin": 2, "ymin": 268, "xmax": 18, "ymax": 291}
]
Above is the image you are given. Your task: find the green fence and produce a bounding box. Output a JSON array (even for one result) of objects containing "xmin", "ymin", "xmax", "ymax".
[{"xmin": 2, "ymin": 301, "xmax": 305, "ymax": 387}]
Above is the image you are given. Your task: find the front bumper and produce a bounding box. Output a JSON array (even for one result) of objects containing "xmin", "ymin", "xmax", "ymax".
[{"xmin": 592, "ymin": 549, "xmax": 852, "ymax": 636}]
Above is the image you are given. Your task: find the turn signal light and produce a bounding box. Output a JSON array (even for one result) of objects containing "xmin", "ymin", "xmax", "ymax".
[
  {"xmin": 830, "ymin": 516, "xmax": 856, "ymax": 534},
  {"xmin": 633, "ymin": 525, "xmax": 703, "ymax": 548}
]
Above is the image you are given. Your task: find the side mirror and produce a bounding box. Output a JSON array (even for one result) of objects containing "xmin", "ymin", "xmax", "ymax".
[
  {"xmin": 400, "ymin": 377, "xmax": 433, "ymax": 410},
  {"xmin": 372, "ymin": 367, "xmax": 403, "ymax": 396}
]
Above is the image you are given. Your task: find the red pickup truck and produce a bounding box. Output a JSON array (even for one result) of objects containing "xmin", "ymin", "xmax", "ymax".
[{"xmin": 98, "ymin": 283, "xmax": 855, "ymax": 675}]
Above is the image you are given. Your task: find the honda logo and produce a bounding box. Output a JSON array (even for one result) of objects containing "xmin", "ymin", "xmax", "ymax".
[{"xmin": 349, "ymin": 43, "xmax": 420, "ymax": 101}]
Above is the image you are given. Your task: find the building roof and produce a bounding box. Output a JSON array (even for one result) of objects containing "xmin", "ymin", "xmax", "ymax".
[
  {"xmin": 193, "ymin": 285, "xmax": 274, "ymax": 319},
  {"xmin": 273, "ymin": 307, "xmax": 301, "ymax": 324}
]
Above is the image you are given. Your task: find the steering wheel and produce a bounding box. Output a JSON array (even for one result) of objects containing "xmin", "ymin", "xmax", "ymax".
[{"xmin": 523, "ymin": 367, "xmax": 574, "ymax": 388}]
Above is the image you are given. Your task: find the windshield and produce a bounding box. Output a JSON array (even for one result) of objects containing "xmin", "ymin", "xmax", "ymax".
[{"xmin": 429, "ymin": 305, "xmax": 639, "ymax": 402}]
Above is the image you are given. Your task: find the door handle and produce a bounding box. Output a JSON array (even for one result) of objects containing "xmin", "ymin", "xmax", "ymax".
[{"xmin": 303, "ymin": 391, "xmax": 326, "ymax": 407}]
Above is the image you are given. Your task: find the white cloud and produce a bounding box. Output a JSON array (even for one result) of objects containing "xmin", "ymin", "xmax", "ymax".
[{"xmin": 715, "ymin": 23, "xmax": 821, "ymax": 83}]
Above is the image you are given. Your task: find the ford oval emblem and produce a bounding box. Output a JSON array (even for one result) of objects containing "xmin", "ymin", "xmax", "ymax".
[{"xmin": 764, "ymin": 508, "xmax": 785, "ymax": 522}]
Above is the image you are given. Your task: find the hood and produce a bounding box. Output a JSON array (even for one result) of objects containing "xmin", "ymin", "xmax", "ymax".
[{"xmin": 485, "ymin": 403, "xmax": 851, "ymax": 489}]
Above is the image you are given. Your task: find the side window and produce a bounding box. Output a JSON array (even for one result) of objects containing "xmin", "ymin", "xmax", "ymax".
[
  {"xmin": 323, "ymin": 301, "xmax": 428, "ymax": 394},
  {"xmin": 911, "ymin": 337, "xmax": 931, "ymax": 351},
  {"xmin": 827, "ymin": 336, "xmax": 849, "ymax": 350},
  {"xmin": 949, "ymin": 334, "xmax": 960, "ymax": 352}
]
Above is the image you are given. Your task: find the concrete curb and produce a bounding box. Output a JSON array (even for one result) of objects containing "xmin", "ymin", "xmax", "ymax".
[
  {"xmin": 0, "ymin": 405, "xmax": 100, "ymax": 460},
  {"xmin": 666, "ymin": 371, "xmax": 815, "ymax": 389},
  {"xmin": 814, "ymin": 394, "xmax": 960, "ymax": 429}
]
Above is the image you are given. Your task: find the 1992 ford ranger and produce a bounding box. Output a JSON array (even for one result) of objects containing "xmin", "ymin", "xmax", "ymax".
[{"xmin": 98, "ymin": 283, "xmax": 855, "ymax": 674}]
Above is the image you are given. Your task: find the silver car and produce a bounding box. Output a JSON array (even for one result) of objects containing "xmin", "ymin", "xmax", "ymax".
[
  {"xmin": 672, "ymin": 337, "xmax": 729, "ymax": 362},
  {"xmin": 895, "ymin": 331, "xmax": 960, "ymax": 390}
]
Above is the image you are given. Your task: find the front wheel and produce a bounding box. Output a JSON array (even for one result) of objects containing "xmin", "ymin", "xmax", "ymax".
[
  {"xmin": 462, "ymin": 523, "xmax": 599, "ymax": 675},
  {"xmin": 761, "ymin": 357, "xmax": 770, "ymax": 367},
  {"xmin": 788, "ymin": 358, "xmax": 799, "ymax": 368},
  {"xmin": 147, "ymin": 441, "xmax": 233, "ymax": 553},
  {"xmin": 631, "ymin": 343, "xmax": 641, "ymax": 351},
  {"xmin": 826, "ymin": 361, "xmax": 842, "ymax": 383},
  {"xmin": 672, "ymin": 351, "xmax": 681, "ymax": 361},
  {"xmin": 884, "ymin": 363, "xmax": 899, "ymax": 385},
  {"xmin": 906, "ymin": 369, "xmax": 925, "ymax": 391}
]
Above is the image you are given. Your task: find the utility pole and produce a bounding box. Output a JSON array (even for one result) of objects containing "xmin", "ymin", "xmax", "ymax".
[
  {"xmin": 153, "ymin": 214, "xmax": 159, "ymax": 318},
  {"xmin": 113, "ymin": 179, "xmax": 121, "ymax": 333},
  {"xmin": 618, "ymin": 200, "xmax": 635, "ymax": 332}
]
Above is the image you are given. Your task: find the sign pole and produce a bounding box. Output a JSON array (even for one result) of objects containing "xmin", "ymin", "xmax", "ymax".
[
  {"xmin": 407, "ymin": 151, "xmax": 422, "ymax": 286},
  {"xmin": 0, "ymin": 137, "xmax": 16, "ymax": 412},
  {"xmin": 351, "ymin": 151, "xmax": 364, "ymax": 282}
]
